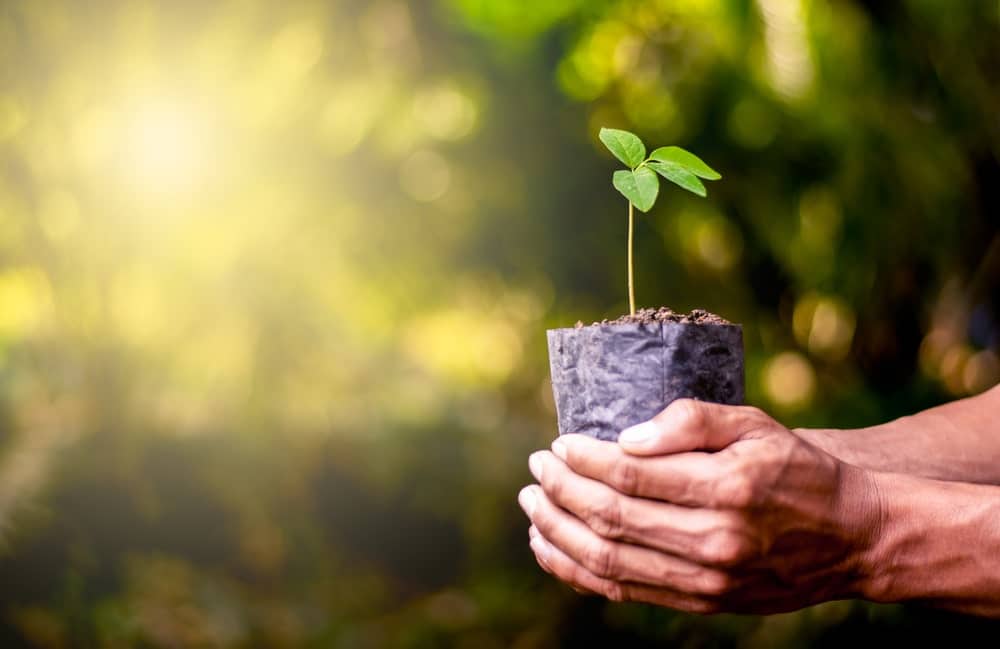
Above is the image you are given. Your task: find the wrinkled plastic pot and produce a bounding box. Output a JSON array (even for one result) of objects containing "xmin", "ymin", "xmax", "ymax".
[{"xmin": 547, "ymin": 321, "xmax": 744, "ymax": 441}]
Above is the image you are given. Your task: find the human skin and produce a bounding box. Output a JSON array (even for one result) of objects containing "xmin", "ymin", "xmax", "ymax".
[
  {"xmin": 794, "ymin": 384, "xmax": 1000, "ymax": 484},
  {"xmin": 518, "ymin": 384, "xmax": 1000, "ymax": 616}
]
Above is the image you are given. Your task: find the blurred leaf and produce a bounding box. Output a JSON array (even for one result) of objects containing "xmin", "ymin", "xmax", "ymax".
[
  {"xmin": 649, "ymin": 146, "xmax": 721, "ymax": 180},
  {"xmin": 600, "ymin": 128, "xmax": 645, "ymax": 169},
  {"xmin": 613, "ymin": 167, "xmax": 659, "ymax": 212},
  {"xmin": 647, "ymin": 161, "xmax": 707, "ymax": 197}
]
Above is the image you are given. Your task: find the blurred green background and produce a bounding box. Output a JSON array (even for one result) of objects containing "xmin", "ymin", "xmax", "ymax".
[{"xmin": 1, "ymin": 0, "xmax": 999, "ymax": 646}]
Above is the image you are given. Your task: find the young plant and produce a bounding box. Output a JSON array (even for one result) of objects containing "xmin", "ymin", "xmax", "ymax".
[{"xmin": 599, "ymin": 127, "xmax": 721, "ymax": 316}]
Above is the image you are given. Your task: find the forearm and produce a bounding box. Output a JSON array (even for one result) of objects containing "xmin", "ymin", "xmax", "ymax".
[
  {"xmin": 795, "ymin": 384, "xmax": 1000, "ymax": 484},
  {"xmin": 860, "ymin": 471, "xmax": 1000, "ymax": 617}
]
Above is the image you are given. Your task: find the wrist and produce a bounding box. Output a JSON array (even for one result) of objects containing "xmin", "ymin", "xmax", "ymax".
[
  {"xmin": 793, "ymin": 424, "xmax": 897, "ymax": 475},
  {"xmin": 848, "ymin": 468, "xmax": 894, "ymax": 602},
  {"xmin": 852, "ymin": 471, "xmax": 1000, "ymax": 610},
  {"xmin": 832, "ymin": 461, "xmax": 887, "ymax": 601},
  {"xmin": 792, "ymin": 427, "xmax": 843, "ymax": 455},
  {"xmin": 793, "ymin": 426, "xmax": 868, "ymax": 464}
]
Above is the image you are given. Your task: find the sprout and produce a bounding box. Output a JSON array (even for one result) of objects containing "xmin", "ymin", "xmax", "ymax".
[{"xmin": 599, "ymin": 127, "xmax": 721, "ymax": 316}]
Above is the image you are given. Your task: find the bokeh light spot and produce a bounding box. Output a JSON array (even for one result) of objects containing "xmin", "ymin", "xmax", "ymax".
[
  {"xmin": 758, "ymin": 0, "xmax": 814, "ymax": 99},
  {"xmin": 919, "ymin": 327, "xmax": 951, "ymax": 378},
  {"xmin": 399, "ymin": 150, "xmax": 451, "ymax": 202},
  {"xmin": 763, "ymin": 351, "xmax": 816, "ymax": 410},
  {"xmin": 412, "ymin": 83, "xmax": 478, "ymax": 141},
  {"xmin": 940, "ymin": 344, "xmax": 973, "ymax": 395},
  {"xmin": 270, "ymin": 21, "xmax": 324, "ymax": 80},
  {"xmin": 963, "ymin": 350, "xmax": 1000, "ymax": 395},
  {"xmin": 793, "ymin": 293, "xmax": 855, "ymax": 361},
  {"xmin": 623, "ymin": 84, "xmax": 678, "ymax": 132},
  {"xmin": 0, "ymin": 267, "xmax": 53, "ymax": 339},
  {"xmin": 694, "ymin": 218, "xmax": 743, "ymax": 272},
  {"xmin": 319, "ymin": 81, "xmax": 381, "ymax": 156}
]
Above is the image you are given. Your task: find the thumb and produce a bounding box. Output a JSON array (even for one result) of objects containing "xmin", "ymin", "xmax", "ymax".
[{"xmin": 618, "ymin": 398, "xmax": 749, "ymax": 456}]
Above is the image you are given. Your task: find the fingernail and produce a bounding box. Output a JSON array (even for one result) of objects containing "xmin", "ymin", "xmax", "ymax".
[
  {"xmin": 530, "ymin": 535, "xmax": 551, "ymax": 564},
  {"xmin": 551, "ymin": 439, "xmax": 567, "ymax": 460},
  {"xmin": 518, "ymin": 486, "xmax": 537, "ymax": 516},
  {"xmin": 619, "ymin": 421, "xmax": 657, "ymax": 445},
  {"xmin": 528, "ymin": 525, "xmax": 539, "ymax": 539},
  {"xmin": 528, "ymin": 452, "xmax": 544, "ymax": 482}
]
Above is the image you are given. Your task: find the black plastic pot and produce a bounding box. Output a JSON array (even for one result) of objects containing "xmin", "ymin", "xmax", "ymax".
[{"xmin": 547, "ymin": 321, "xmax": 744, "ymax": 441}]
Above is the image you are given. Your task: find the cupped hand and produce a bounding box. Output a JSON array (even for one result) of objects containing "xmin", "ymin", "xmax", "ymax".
[{"xmin": 519, "ymin": 399, "xmax": 884, "ymax": 614}]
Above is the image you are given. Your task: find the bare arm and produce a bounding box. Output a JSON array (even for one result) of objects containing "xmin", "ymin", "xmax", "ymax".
[
  {"xmin": 795, "ymin": 383, "xmax": 1000, "ymax": 484},
  {"xmin": 863, "ymin": 470, "xmax": 1000, "ymax": 617}
]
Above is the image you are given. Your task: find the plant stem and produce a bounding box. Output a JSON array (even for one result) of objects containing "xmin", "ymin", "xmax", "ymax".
[{"xmin": 627, "ymin": 200, "xmax": 635, "ymax": 316}]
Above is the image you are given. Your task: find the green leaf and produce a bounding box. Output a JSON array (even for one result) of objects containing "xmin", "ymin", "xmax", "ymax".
[
  {"xmin": 600, "ymin": 128, "xmax": 646, "ymax": 169},
  {"xmin": 648, "ymin": 161, "xmax": 707, "ymax": 197},
  {"xmin": 649, "ymin": 146, "xmax": 721, "ymax": 180},
  {"xmin": 613, "ymin": 166, "xmax": 659, "ymax": 212}
]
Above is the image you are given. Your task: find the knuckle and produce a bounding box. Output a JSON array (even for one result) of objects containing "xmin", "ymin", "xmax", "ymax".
[
  {"xmin": 689, "ymin": 598, "xmax": 723, "ymax": 615},
  {"xmin": 604, "ymin": 580, "xmax": 628, "ymax": 602},
  {"xmin": 530, "ymin": 504, "xmax": 553, "ymax": 536},
  {"xmin": 746, "ymin": 406, "xmax": 780, "ymax": 434},
  {"xmin": 697, "ymin": 570, "xmax": 734, "ymax": 597},
  {"xmin": 740, "ymin": 405, "xmax": 769, "ymax": 423},
  {"xmin": 702, "ymin": 530, "xmax": 750, "ymax": 567},
  {"xmin": 610, "ymin": 458, "xmax": 641, "ymax": 495},
  {"xmin": 543, "ymin": 472, "xmax": 563, "ymax": 502},
  {"xmin": 587, "ymin": 495, "xmax": 624, "ymax": 539},
  {"xmin": 583, "ymin": 540, "xmax": 618, "ymax": 579},
  {"xmin": 718, "ymin": 473, "xmax": 755, "ymax": 508},
  {"xmin": 672, "ymin": 398, "xmax": 705, "ymax": 430}
]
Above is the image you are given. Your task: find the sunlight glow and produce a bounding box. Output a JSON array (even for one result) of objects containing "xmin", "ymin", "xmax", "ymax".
[{"xmin": 118, "ymin": 97, "xmax": 215, "ymax": 196}]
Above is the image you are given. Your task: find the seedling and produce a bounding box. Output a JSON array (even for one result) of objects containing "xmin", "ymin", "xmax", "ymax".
[
  {"xmin": 599, "ymin": 127, "xmax": 721, "ymax": 316},
  {"xmin": 545, "ymin": 131, "xmax": 739, "ymax": 441}
]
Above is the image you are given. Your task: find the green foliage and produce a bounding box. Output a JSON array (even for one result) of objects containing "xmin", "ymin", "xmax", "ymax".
[
  {"xmin": 599, "ymin": 127, "xmax": 646, "ymax": 168},
  {"xmin": 599, "ymin": 127, "xmax": 720, "ymax": 211},
  {"xmin": 612, "ymin": 167, "xmax": 659, "ymax": 212},
  {"xmin": 647, "ymin": 161, "xmax": 706, "ymax": 198},
  {"xmin": 649, "ymin": 146, "xmax": 722, "ymax": 180}
]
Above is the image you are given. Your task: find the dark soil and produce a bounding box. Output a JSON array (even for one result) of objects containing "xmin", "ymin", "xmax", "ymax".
[{"xmin": 576, "ymin": 307, "xmax": 731, "ymax": 328}]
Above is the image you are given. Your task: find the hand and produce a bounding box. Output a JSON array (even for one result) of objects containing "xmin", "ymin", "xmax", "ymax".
[{"xmin": 519, "ymin": 399, "xmax": 884, "ymax": 614}]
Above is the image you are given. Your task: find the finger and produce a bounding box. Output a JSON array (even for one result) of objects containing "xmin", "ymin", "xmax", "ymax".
[
  {"xmin": 531, "ymin": 543, "xmax": 554, "ymax": 575},
  {"xmin": 525, "ymin": 485, "xmax": 735, "ymax": 596},
  {"xmin": 529, "ymin": 526, "xmax": 556, "ymax": 577},
  {"xmin": 531, "ymin": 450, "xmax": 755, "ymax": 565},
  {"xmin": 530, "ymin": 533, "xmax": 721, "ymax": 614},
  {"xmin": 550, "ymin": 436, "xmax": 744, "ymax": 507},
  {"xmin": 617, "ymin": 399, "xmax": 770, "ymax": 456},
  {"xmin": 529, "ymin": 534, "xmax": 603, "ymax": 595},
  {"xmin": 530, "ymin": 534, "xmax": 595, "ymax": 594},
  {"xmin": 530, "ymin": 525, "xmax": 581, "ymax": 587}
]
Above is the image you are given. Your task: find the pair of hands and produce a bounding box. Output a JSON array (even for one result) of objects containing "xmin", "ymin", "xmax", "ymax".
[{"xmin": 519, "ymin": 399, "xmax": 884, "ymax": 614}]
